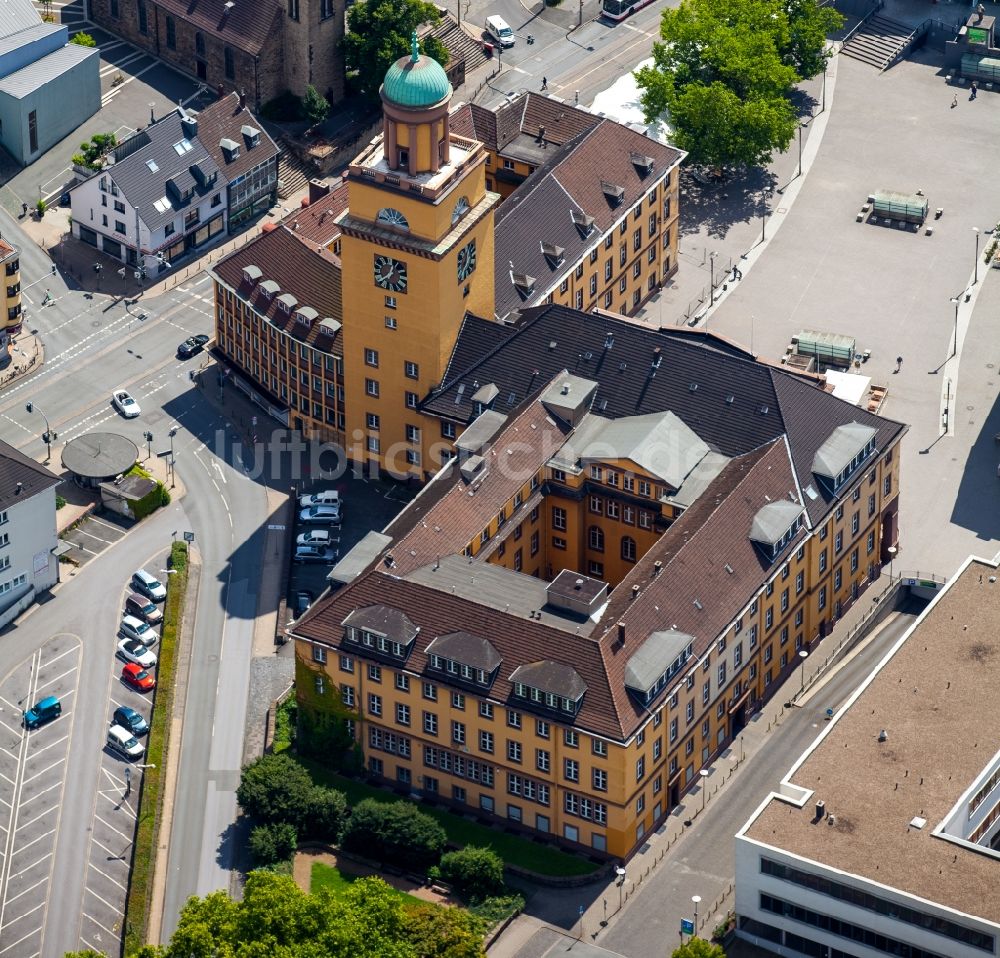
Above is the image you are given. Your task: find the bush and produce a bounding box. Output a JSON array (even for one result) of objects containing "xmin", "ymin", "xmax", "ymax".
[
  {"xmin": 70, "ymin": 31, "xmax": 97, "ymax": 45},
  {"xmin": 36, "ymin": 199, "xmax": 46, "ymax": 215},
  {"xmin": 469, "ymin": 894, "xmax": 524, "ymax": 925},
  {"xmin": 433, "ymin": 847, "xmax": 505, "ymax": 902},
  {"xmin": 343, "ymin": 799, "xmax": 447, "ymax": 872},
  {"xmin": 302, "ymin": 84, "xmax": 330, "ymax": 126},
  {"xmin": 55, "ymin": 494, "xmax": 66, "ymax": 509},
  {"xmin": 403, "ymin": 903, "xmax": 487, "ymax": 958},
  {"xmin": 170, "ymin": 539, "xmax": 188, "ymax": 572},
  {"xmin": 308, "ymin": 786, "xmax": 348, "ymax": 843},
  {"xmin": 159, "ymin": 486, "xmax": 171, "ymax": 507},
  {"xmin": 249, "ymin": 822, "xmax": 298, "ymax": 866}
]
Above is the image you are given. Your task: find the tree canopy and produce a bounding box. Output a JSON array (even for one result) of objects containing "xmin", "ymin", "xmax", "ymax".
[
  {"xmin": 636, "ymin": 0, "xmax": 842, "ymax": 169},
  {"xmin": 671, "ymin": 937, "xmax": 727, "ymax": 958},
  {"xmin": 342, "ymin": 0, "xmax": 449, "ymax": 101},
  {"xmin": 114, "ymin": 871, "xmax": 485, "ymax": 958}
]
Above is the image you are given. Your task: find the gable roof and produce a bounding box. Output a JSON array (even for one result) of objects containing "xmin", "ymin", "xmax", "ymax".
[
  {"xmin": 211, "ymin": 224, "xmax": 343, "ymax": 351},
  {"xmin": 194, "ymin": 92, "xmax": 279, "ymax": 184},
  {"xmin": 0, "ymin": 439, "xmax": 60, "ymax": 511},
  {"xmin": 283, "ymin": 181, "xmax": 350, "ymax": 249},
  {"xmin": 154, "ymin": 0, "xmax": 282, "ymax": 55},
  {"xmin": 0, "ymin": 0, "xmax": 41, "ymax": 39}
]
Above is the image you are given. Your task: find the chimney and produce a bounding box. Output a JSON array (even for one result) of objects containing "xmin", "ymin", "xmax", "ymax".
[
  {"xmin": 814, "ymin": 799, "xmax": 826, "ymax": 821},
  {"xmin": 217, "ymin": 83, "xmax": 225, "ymax": 98},
  {"xmin": 15, "ymin": 482, "xmax": 22, "ymax": 495},
  {"xmin": 653, "ymin": 560, "xmax": 662, "ymax": 576},
  {"xmin": 617, "ymin": 622, "xmax": 625, "ymax": 645},
  {"xmin": 150, "ymin": 105, "xmax": 156, "ymax": 125},
  {"xmin": 308, "ymin": 178, "xmax": 331, "ymax": 204},
  {"xmin": 239, "ymin": 88, "xmax": 247, "ymax": 110},
  {"xmin": 631, "ymin": 584, "xmax": 640, "ymax": 600},
  {"xmin": 537, "ymin": 124, "xmax": 546, "ymax": 143}
]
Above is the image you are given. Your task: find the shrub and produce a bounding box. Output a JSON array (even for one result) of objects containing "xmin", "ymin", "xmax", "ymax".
[
  {"xmin": 71, "ymin": 31, "xmax": 97, "ymax": 45},
  {"xmin": 403, "ymin": 902, "xmax": 487, "ymax": 958},
  {"xmin": 55, "ymin": 494, "xmax": 66, "ymax": 509},
  {"xmin": 169, "ymin": 539, "xmax": 188, "ymax": 572},
  {"xmin": 159, "ymin": 486, "xmax": 171, "ymax": 507},
  {"xmin": 343, "ymin": 799, "xmax": 446, "ymax": 872},
  {"xmin": 469, "ymin": 894, "xmax": 524, "ymax": 925},
  {"xmin": 302, "ymin": 84, "xmax": 330, "ymax": 126},
  {"xmin": 307, "ymin": 785, "xmax": 348, "ymax": 843},
  {"xmin": 249, "ymin": 822, "xmax": 298, "ymax": 866},
  {"xmin": 36, "ymin": 199, "xmax": 47, "ymax": 215},
  {"xmin": 434, "ymin": 847, "xmax": 505, "ymax": 902}
]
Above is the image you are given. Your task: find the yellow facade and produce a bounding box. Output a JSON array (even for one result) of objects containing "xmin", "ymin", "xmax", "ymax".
[
  {"xmin": 1, "ymin": 240, "xmax": 22, "ymax": 345},
  {"xmin": 296, "ymin": 437, "xmax": 902, "ymax": 860}
]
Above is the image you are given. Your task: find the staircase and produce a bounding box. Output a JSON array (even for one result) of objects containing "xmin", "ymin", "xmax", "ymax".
[
  {"xmin": 429, "ymin": 14, "xmax": 491, "ymax": 76},
  {"xmin": 841, "ymin": 15, "xmax": 920, "ymax": 71},
  {"xmin": 277, "ymin": 143, "xmax": 316, "ymax": 200}
]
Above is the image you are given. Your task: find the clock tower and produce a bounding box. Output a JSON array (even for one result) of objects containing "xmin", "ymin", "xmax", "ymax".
[{"xmin": 338, "ymin": 33, "xmax": 498, "ymax": 479}]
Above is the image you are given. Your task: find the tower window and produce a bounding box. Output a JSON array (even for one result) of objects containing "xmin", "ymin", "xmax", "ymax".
[{"xmin": 398, "ymin": 148, "xmax": 409, "ymax": 168}]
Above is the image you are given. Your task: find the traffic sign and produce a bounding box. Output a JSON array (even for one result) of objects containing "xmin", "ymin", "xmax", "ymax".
[
  {"xmin": 680, "ymin": 919, "xmax": 694, "ymax": 935},
  {"xmin": 183, "ymin": 531, "xmax": 195, "ymax": 542}
]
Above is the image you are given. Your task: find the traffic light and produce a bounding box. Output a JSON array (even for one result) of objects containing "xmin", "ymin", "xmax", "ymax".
[{"xmin": 41, "ymin": 431, "xmax": 49, "ymax": 444}]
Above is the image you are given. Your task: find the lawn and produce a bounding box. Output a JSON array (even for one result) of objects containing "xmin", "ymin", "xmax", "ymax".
[
  {"xmin": 311, "ymin": 861, "xmax": 423, "ymax": 905},
  {"xmin": 297, "ymin": 757, "xmax": 599, "ymax": 878}
]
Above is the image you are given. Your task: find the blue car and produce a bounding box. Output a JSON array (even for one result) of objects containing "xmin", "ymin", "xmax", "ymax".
[
  {"xmin": 113, "ymin": 705, "xmax": 149, "ymax": 737},
  {"xmin": 23, "ymin": 696, "xmax": 61, "ymax": 730}
]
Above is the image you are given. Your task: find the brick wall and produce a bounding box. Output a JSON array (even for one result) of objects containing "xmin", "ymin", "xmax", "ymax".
[{"xmin": 282, "ymin": 0, "xmax": 345, "ymax": 104}]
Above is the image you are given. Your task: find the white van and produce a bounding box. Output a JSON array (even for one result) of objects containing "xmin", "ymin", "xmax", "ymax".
[
  {"xmin": 107, "ymin": 724, "xmax": 145, "ymax": 760},
  {"xmin": 485, "ymin": 15, "xmax": 515, "ymax": 47}
]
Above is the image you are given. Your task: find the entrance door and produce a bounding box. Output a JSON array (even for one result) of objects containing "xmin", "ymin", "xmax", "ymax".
[
  {"xmin": 196, "ymin": 60, "xmax": 207, "ymax": 80},
  {"xmin": 731, "ymin": 704, "xmax": 746, "ymax": 737},
  {"xmin": 669, "ymin": 780, "xmax": 680, "ymax": 808}
]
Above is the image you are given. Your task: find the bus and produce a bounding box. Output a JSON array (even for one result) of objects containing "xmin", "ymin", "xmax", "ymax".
[{"xmin": 602, "ymin": 0, "xmax": 655, "ymax": 21}]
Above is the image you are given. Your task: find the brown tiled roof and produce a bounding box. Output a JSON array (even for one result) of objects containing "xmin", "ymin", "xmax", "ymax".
[
  {"xmin": 154, "ymin": 0, "xmax": 282, "ymax": 56},
  {"xmin": 0, "ymin": 238, "xmax": 16, "ymax": 260},
  {"xmin": 212, "ymin": 224, "xmax": 343, "ymax": 351},
  {"xmin": 283, "ymin": 181, "xmax": 349, "ymax": 250},
  {"xmin": 294, "ymin": 570, "xmax": 621, "ymax": 738},
  {"xmin": 195, "ymin": 93, "xmax": 279, "ymax": 185},
  {"xmin": 389, "ymin": 399, "xmax": 568, "ymax": 576},
  {"xmin": 424, "ymin": 305, "xmax": 907, "ymax": 526},
  {"xmin": 449, "ymin": 103, "xmax": 497, "ymax": 150},
  {"xmin": 517, "ymin": 94, "xmax": 601, "ymax": 148},
  {"xmin": 0, "ymin": 438, "xmax": 60, "ymax": 511}
]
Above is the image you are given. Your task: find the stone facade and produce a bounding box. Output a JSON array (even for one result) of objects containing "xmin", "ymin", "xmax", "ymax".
[{"xmin": 88, "ymin": 0, "xmax": 344, "ymax": 108}]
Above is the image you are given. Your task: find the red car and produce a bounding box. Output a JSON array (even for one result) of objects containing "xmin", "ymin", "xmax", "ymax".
[{"xmin": 121, "ymin": 663, "xmax": 156, "ymax": 692}]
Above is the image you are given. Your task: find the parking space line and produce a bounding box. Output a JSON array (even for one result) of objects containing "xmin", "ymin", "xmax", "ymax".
[
  {"xmin": 39, "ymin": 646, "xmax": 80, "ymax": 670},
  {"xmin": 94, "ymin": 813, "xmax": 133, "ymax": 844},
  {"xmin": 0, "ymin": 694, "xmax": 20, "ymax": 712},
  {"xmin": 33, "ymin": 666, "xmax": 78, "ymax": 695},
  {"xmin": 85, "ymin": 880, "xmax": 123, "ymax": 911},
  {"xmin": 98, "ymin": 766, "xmax": 126, "ymax": 791},
  {"xmin": 11, "ymin": 851, "xmax": 51, "ymax": 880},
  {"xmin": 2, "ymin": 876, "xmax": 47, "ymax": 907},
  {"xmin": 10, "ymin": 829, "xmax": 55, "ymax": 860},
  {"xmin": 0, "ymin": 923, "xmax": 41, "ymax": 955},
  {"xmin": 24, "ymin": 733, "xmax": 69, "ymax": 760},
  {"xmin": 16, "ymin": 806, "xmax": 54, "ymax": 833},
  {"xmin": 2, "ymin": 900, "xmax": 46, "ymax": 930},
  {"xmin": 82, "ymin": 909, "xmax": 119, "ymax": 938},
  {"xmin": 0, "ymin": 759, "xmax": 17, "ymax": 778},
  {"xmin": 19, "ymin": 758, "xmax": 65, "ymax": 788},
  {"xmin": 86, "ymin": 516, "xmax": 125, "ymax": 533},
  {"xmin": 0, "ymin": 795, "xmax": 10, "ymax": 809},
  {"xmin": 91, "ymin": 835, "xmax": 130, "ymax": 866},
  {"xmin": 18, "ymin": 781, "xmax": 60, "ymax": 809},
  {"xmin": 87, "ymin": 857, "xmax": 128, "ymax": 893}
]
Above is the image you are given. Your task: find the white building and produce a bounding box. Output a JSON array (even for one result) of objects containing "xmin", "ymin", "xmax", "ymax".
[
  {"xmin": 0, "ymin": 440, "xmax": 60, "ymax": 628},
  {"xmin": 735, "ymin": 555, "xmax": 1000, "ymax": 958}
]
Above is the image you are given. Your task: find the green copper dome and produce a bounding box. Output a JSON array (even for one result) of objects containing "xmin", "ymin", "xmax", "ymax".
[{"xmin": 382, "ymin": 31, "xmax": 452, "ymax": 109}]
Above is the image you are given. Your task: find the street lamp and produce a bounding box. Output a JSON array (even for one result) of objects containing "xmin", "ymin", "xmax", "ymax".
[
  {"xmin": 168, "ymin": 426, "xmax": 177, "ymax": 488},
  {"xmin": 24, "ymin": 401, "xmax": 54, "ymax": 463},
  {"xmin": 692, "ymin": 894, "xmax": 701, "ymax": 933},
  {"xmin": 699, "ymin": 768, "xmax": 709, "ymax": 811},
  {"xmin": 797, "ymin": 122, "xmax": 806, "ymax": 179},
  {"xmin": 760, "ymin": 190, "xmax": 773, "ymax": 245},
  {"xmin": 615, "ymin": 865, "xmax": 626, "ymax": 909},
  {"xmin": 708, "ymin": 251, "xmax": 717, "ymax": 305},
  {"xmin": 973, "ymin": 227, "xmax": 981, "ymax": 285},
  {"xmin": 887, "ymin": 544, "xmax": 897, "ymax": 582},
  {"xmin": 950, "ymin": 297, "xmax": 960, "ymax": 358},
  {"xmin": 798, "ymin": 648, "xmax": 809, "ymax": 694}
]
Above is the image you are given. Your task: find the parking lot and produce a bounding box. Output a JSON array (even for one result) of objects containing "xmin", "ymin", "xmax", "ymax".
[
  {"xmin": 0, "ymin": 635, "xmax": 81, "ymax": 958},
  {"xmin": 60, "ymin": 513, "xmax": 131, "ymax": 568},
  {"xmin": 288, "ymin": 476, "xmax": 413, "ymax": 611},
  {"xmin": 0, "ymin": 1, "xmax": 214, "ymax": 215}
]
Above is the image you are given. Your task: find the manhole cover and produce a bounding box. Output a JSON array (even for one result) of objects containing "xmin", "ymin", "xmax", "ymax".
[
  {"xmin": 967, "ymin": 405, "xmax": 975, "ymax": 411},
  {"xmin": 91, "ymin": 320, "xmax": 101, "ymax": 327},
  {"xmin": 988, "ymin": 363, "xmax": 995, "ymax": 369}
]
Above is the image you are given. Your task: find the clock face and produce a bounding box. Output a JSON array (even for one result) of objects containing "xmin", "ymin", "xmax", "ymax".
[
  {"xmin": 457, "ymin": 240, "xmax": 477, "ymax": 282},
  {"xmin": 374, "ymin": 255, "xmax": 407, "ymax": 292}
]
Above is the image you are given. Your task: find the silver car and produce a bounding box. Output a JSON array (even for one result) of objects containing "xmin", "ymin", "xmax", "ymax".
[{"xmin": 120, "ymin": 614, "xmax": 158, "ymax": 647}]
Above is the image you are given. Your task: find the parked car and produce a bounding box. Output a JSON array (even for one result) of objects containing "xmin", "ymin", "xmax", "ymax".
[
  {"xmin": 131, "ymin": 569, "xmax": 167, "ymax": 601},
  {"xmin": 294, "ymin": 544, "xmax": 340, "ymax": 564},
  {"xmin": 23, "ymin": 695, "xmax": 61, "ymax": 730},
  {"xmin": 117, "ymin": 639, "xmax": 157, "ymax": 669},
  {"xmin": 113, "ymin": 705, "xmax": 149, "ymax": 737},
  {"xmin": 299, "ymin": 505, "xmax": 342, "ymax": 525},
  {"xmin": 125, "ymin": 593, "xmax": 163, "ymax": 625},
  {"xmin": 296, "ymin": 528, "xmax": 336, "ymax": 547},
  {"xmin": 121, "ymin": 663, "xmax": 156, "ymax": 692},
  {"xmin": 294, "ymin": 591, "xmax": 314, "ymax": 616},
  {"xmin": 107, "ymin": 724, "xmax": 144, "ymax": 760},
  {"xmin": 298, "ymin": 489, "xmax": 341, "ymax": 509},
  {"xmin": 112, "ymin": 388, "xmax": 141, "ymax": 418},
  {"xmin": 120, "ymin": 614, "xmax": 158, "ymax": 646},
  {"xmin": 177, "ymin": 334, "xmax": 210, "ymax": 358}
]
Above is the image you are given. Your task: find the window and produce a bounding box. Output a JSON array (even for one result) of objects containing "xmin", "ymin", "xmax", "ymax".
[
  {"xmin": 884, "ymin": 474, "xmax": 892, "ymax": 496},
  {"xmin": 452, "ymin": 692, "xmax": 465, "ymax": 710},
  {"xmin": 165, "ymin": 15, "xmax": 176, "ymax": 47},
  {"xmin": 536, "ymin": 719, "xmax": 549, "ymax": 739},
  {"xmin": 507, "ymin": 709, "xmax": 521, "ymax": 729},
  {"xmin": 834, "ymin": 530, "xmax": 843, "ymax": 554},
  {"xmin": 368, "ymin": 693, "xmax": 382, "ymax": 716},
  {"xmin": 364, "ymin": 347, "xmax": 379, "ymax": 367},
  {"xmin": 552, "ymin": 506, "xmax": 567, "ymax": 531},
  {"xmin": 340, "ymin": 654, "xmax": 353, "ymax": 673},
  {"xmin": 365, "ymin": 378, "xmax": 379, "ymax": 397},
  {"xmin": 422, "ymin": 681, "xmax": 437, "ymax": 701},
  {"xmin": 137, "ymin": 0, "xmax": 148, "ymax": 33},
  {"xmin": 423, "ymin": 711, "xmax": 437, "ymax": 735},
  {"xmin": 385, "ymin": 295, "xmax": 397, "ymax": 309},
  {"xmin": 536, "ymin": 748, "xmax": 550, "ymax": 772},
  {"xmin": 224, "ymin": 46, "xmax": 235, "ymax": 80},
  {"xmin": 385, "ymin": 315, "xmax": 397, "ymax": 329},
  {"xmin": 588, "ymin": 525, "xmax": 604, "ymax": 552},
  {"xmin": 287, "ymin": 0, "xmax": 299, "ymax": 18},
  {"xmin": 404, "ymin": 360, "xmax": 419, "ymax": 379},
  {"xmin": 195, "ymin": 31, "xmax": 205, "ymax": 56},
  {"xmin": 565, "ymin": 729, "xmax": 579, "ymax": 748},
  {"xmin": 867, "ymin": 530, "xmax": 876, "ymax": 554},
  {"xmin": 508, "ymin": 740, "xmax": 522, "ymax": 763},
  {"xmin": 592, "ymin": 738, "xmax": 607, "ymax": 756},
  {"xmin": 621, "ymin": 536, "xmax": 636, "ymax": 562},
  {"xmin": 366, "ymin": 413, "xmax": 380, "ymax": 430},
  {"xmin": 593, "ymin": 768, "xmax": 608, "ymax": 791},
  {"xmin": 396, "ymin": 703, "xmax": 410, "ymax": 726},
  {"xmin": 314, "ymin": 675, "xmax": 325, "ymax": 695},
  {"xmin": 636, "ymin": 756, "xmax": 645, "ymax": 781},
  {"xmin": 479, "ymin": 731, "xmax": 494, "ymax": 753},
  {"xmin": 479, "ymin": 701, "xmax": 493, "ymax": 719},
  {"xmin": 669, "ymin": 717, "xmax": 678, "ymax": 743},
  {"xmin": 564, "ymin": 758, "xmax": 579, "ymax": 782},
  {"xmin": 311, "ymin": 645, "xmax": 326, "ymax": 664},
  {"xmin": 110, "ymin": 0, "xmax": 119, "ymax": 15},
  {"xmin": 340, "ymin": 685, "xmax": 354, "ymax": 706},
  {"xmin": 405, "ymin": 424, "xmax": 420, "ymax": 442},
  {"xmin": 452, "ymin": 721, "xmax": 465, "ymax": 744}
]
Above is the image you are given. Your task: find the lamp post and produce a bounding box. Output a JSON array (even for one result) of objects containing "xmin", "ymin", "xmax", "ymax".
[
  {"xmin": 615, "ymin": 865, "xmax": 626, "ymax": 910},
  {"xmin": 168, "ymin": 426, "xmax": 177, "ymax": 488},
  {"xmin": 699, "ymin": 768, "xmax": 709, "ymax": 811},
  {"xmin": 887, "ymin": 544, "xmax": 897, "ymax": 582},
  {"xmin": 708, "ymin": 251, "xmax": 717, "ymax": 305},
  {"xmin": 950, "ymin": 297, "xmax": 960, "ymax": 358},
  {"xmin": 797, "ymin": 122, "xmax": 805, "ymax": 179},
  {"xmin": 798, "ymin": 648, "xmax": 809, "ymax": 694},
  {"xmin": 24, "ymin": 401, "xmax": 53, "ymax": 463},
  {"xmin": 760, "ymin": 190, "xmax": 772, "ymax": 245},
  {"xmin": 692, "ymin": 894, "xmax": 701, "ymax": 934},
  {"xmin": 973, "ymin": 227, "xmax": 981, "ymax": 285}
]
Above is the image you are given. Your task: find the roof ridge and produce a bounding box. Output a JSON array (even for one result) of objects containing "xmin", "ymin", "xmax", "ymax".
[{"xmin": 434, "ymin": 313, "xmax": 529, "ymax": 393}]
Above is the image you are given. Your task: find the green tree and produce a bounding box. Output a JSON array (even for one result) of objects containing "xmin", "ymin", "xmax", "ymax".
[
  {"xmin": 342, "ymin": 0, "xmax": 448, "ymax": 101},
  {"xmin": 343, "ymin": 798, "xmax": 447, "ymax": 871},
  {"xmin": 636, "ymin": 0, "xmax": 840, "ymax": 169},
  {"xmin": 403, "ymin": 903, "xmax": 486, "ymax": 958},
  {"xmin": 237, "ymin": 753, "xmax": 316, "ymax": 827},
  {"xmin": 302, "ymin": 84, "xmax": 330, "ymax": 126},
  {"xmin": 308, "ymin": 784, "xmax": 348, "ymax": 842},
  {"xmin": 671, "ymin": 938, "xmax": 727, "ymax": 958},
  {"xmin": 70, "ymin": 31, "xmax": 97, "ymax": 46},
  {"xmin": 248, "ymin": 821, "xmax": 298, "ymax": 866},
  {"xmin": 434, "ymin": 846, "xmax": 505, "ymax": 902}
]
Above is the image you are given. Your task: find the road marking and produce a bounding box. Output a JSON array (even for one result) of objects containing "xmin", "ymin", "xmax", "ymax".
[
  {"xmin": 11, "ymin": 851, "xmax": 51, "ymax": 880},
  {"xmin": 2, "ymin": 876, "xmax": 47, "ymax": 906},
  {"xmin": 212, "ymin": 461, "xmax": 227, "ymax": 484},
  {"xmin": 19, "ymin": 759, "xmax": 65, "ymax": 788},
  {"xmin": 0, "ymin": 719, "xmax": 20, "ymax": 739},
  {"xmin": 84, "ymin": 881, "xmax": 123, "ymax": 911},
  {"xmin": 22, "ymin": 734, "xmax": 69, "ymax": 761},
  {"xmin": 10, "ymin": 830, "xmax": 56, "ymax": 860},
  {"xmin": 81, "ymin": 907, "xmax": 120, "ymax": 937},
  {"xmin": 16, "ymin": 781, "xmax": 61, "ymax": 811},
  {"xmin": 38, "ymin": 646, "xmax": 79, "ymax": 670},
  {"xmin": 34, "ymin": 667, "xmax": 78, "ymax": 695},
  {"xmin": 94, "ymin": 814, "xmax": 133, "ymax": 844},
  {"xmin": 86, "ymin": 858, "xmax": 128, "ymax": 892},
  {"xmin": 0, "ymin": 924, "xmax": 42, "ymax": 955},
  {"xmin": 87, "ymin": 516, "xmax": 124, "ymax": 532},
  {"xmin": 15, "ymin": 807, "xmax": 55, "ymax": 833},
  {"xmin": 101, "ymin": 60, "xmax": 160, "ymax": 104}
]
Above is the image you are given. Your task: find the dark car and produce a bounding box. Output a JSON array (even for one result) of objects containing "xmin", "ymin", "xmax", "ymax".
[
  {"xmin": 177, "ymin": 334, "xmax": 210, "ymax": 358},
  {"xmin": 113, "ymin": 705, "xmax": 149, "ymax": 737},
  {"xmin": 125, "ymin": 592, "xmax": 163, "ymax": 625},
  {"xmin": 23, "ymin": 696, "xmax": 61, "ymax": 730}
]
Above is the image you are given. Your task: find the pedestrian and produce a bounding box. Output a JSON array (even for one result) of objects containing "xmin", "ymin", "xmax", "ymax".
[
  {"xmin": 895, "ymin": 355, "xmax": 903, "ymax": 373},
  {"xmin": 952, "ymin": 93, "xmax": 958, "ymax": 108},
  {"xmin": 542, "ymin": 76, "xmax": 548, "ymax": 90},
  {"xmin": 970, "ymin": 81, "xmax": 978, "ymax": 100}
]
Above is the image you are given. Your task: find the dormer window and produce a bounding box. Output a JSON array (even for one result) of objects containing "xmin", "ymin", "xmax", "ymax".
[
  {"xmin": 426, "ymin": 632, "xmax": 502, "ymax": 689},
  {"xmin": 342, "ymin": 605, "xmax": 418, "ymax": 662},
  {"xmin": 259, "ymin": 279, "xmax": 279, "ymax": 300},
  {"xmin": 624, "ymin": 630, "xmax": 694, "ymax": 705},
  {"xmin": 276, "ymin": 292, "xmax": 298, "ymax": 314},
  {"xmin": 508, "ymin": 662, "xmax": 587, "ymax": 717},
  {"xmin": 241, "ymin": 124, "xmax": 261, "ymax": 147},
  {"xmin": 242, "ymin": 264, "xmax": 262, "ymax": 286},
  {"xmin": 812, "ymin": 423, "xmax": 878, "ymax": 493},
  {"xmin": 749, "ymin": 501, "xmax": 805, "ymax": 562}
]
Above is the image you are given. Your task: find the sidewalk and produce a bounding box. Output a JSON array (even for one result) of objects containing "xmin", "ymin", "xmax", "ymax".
[{"xmin": 489, "ymin": 576, "xmax": 901, "ymax": 958}]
